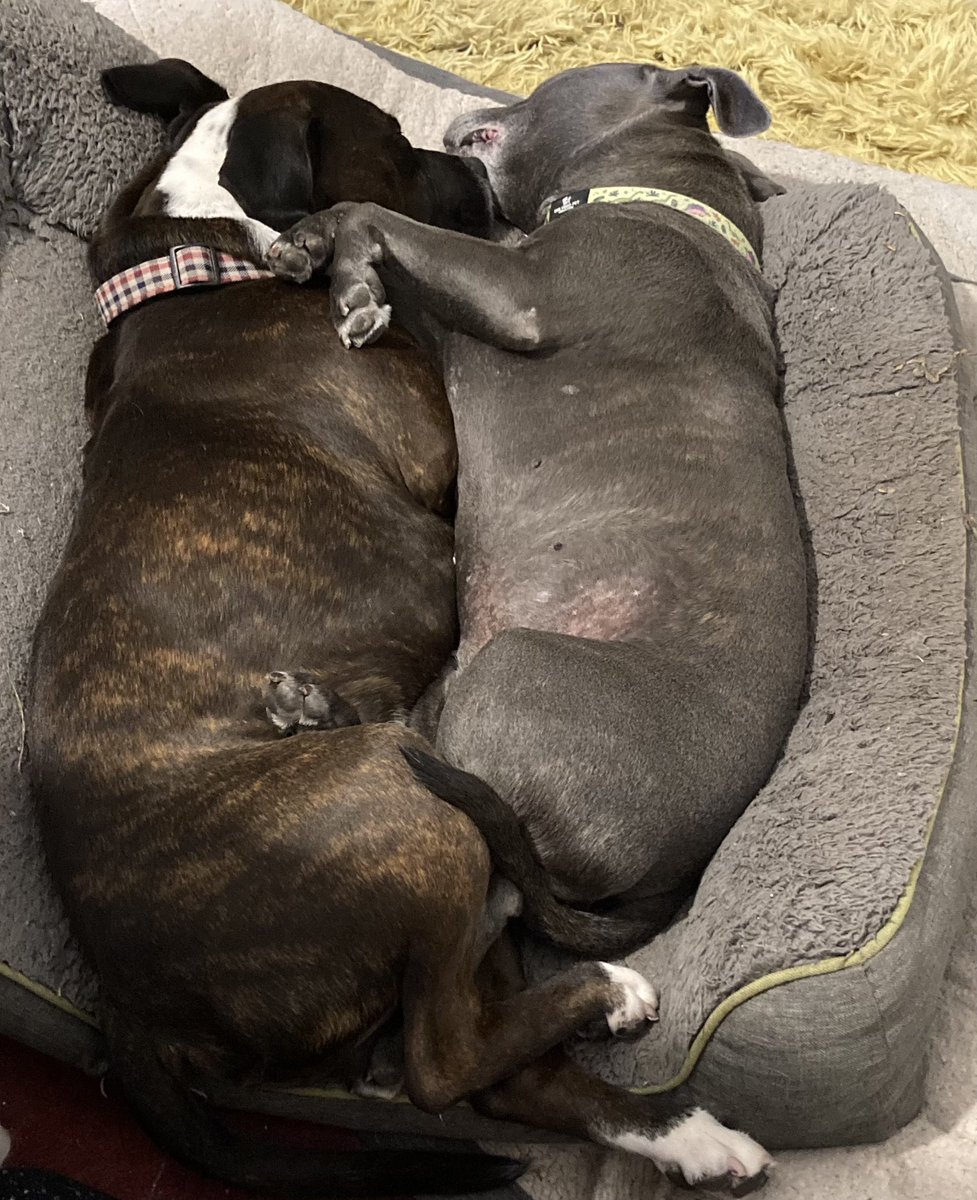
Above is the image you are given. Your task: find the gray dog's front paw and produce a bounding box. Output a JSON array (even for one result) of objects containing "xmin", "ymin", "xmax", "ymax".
[
  {"xmin": 333, "ymin": 271, "xmax": 391, "ymax": 349},
  {"xmin": 266, "ymin": 216, "xmax": 337, "ymax": 284}
]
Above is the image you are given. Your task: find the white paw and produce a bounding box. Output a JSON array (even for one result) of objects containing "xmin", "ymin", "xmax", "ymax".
[
  {"xmin": 625, "ymin": 1108, "xmax": 773, "ymax": 1191},
  {"xmin": 351, "ymin": 1075, "xmax": 404, "ymax": 1101},
  {"xmin": 599, "ymin": 962, "xmax": 659, "ymax": 1036}
]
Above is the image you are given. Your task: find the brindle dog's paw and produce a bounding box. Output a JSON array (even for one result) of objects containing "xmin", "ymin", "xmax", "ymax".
[
  {"xmin": 332, "ymin": 272, "xmax": 391, "ymax": 349},
  {"xmin": 649, "ymin": 1109, "xmax": 772, "ymax": 1196},
  {"xmin": 352, "ymin": 1029, "xmax": 405, "ymax": 1101},
  {"xmin": 264, "ymin": 671, "xmax": 360, "ymax": 735},
  {"xmin": 266, "ymin": 215, "xmax": 337, "ymax": 284},
  {"xmin": 578, "ymin": 963, "xmax": 660, "ymax": 1042}
]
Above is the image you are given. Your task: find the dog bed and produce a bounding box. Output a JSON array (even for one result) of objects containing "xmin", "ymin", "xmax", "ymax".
[{"xmin": 2, "ymin": 0, "xmax": 976, "ymax": 1160}]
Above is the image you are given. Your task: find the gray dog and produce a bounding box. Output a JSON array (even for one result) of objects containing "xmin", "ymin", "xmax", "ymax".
[{"xmin": 268, "ymin": 64, "xmax": 809, "ymax": 961}]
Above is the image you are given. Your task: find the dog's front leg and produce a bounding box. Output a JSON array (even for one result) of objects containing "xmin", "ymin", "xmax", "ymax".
[
  {"xmin": 268, "ymin": 203, "xmax": 551, "ymax": 352},
  {"xmin": 474, "ymin": 1051, "xmax": 773, "ymax": 1197}
]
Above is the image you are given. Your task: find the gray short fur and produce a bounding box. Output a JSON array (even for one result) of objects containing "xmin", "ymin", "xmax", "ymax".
[{"xmin": 1, "ymin": 0, "xmax": 974, "ymax": 1152}]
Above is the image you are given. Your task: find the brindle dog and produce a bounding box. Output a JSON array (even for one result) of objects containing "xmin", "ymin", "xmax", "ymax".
[{"xmin": 27, "ymin": 61, "xmax": 664, "ymax": 1197}]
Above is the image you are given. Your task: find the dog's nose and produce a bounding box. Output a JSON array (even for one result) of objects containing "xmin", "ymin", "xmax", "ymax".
[{"xmin": 267, "ymin": 671, "xmax": 286, "ymax": 687}]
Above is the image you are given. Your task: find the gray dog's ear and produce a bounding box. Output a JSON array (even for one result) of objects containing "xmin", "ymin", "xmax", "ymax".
[
  {"xmin": 648, "ymin": 65, "xmax": 771, "ymax": 138},
  {"xmin": 722, "ymin": 148, "xmax": 786, "ymax": 201},
  {"xmin": 101, "ymin": 58, "xmax": 228, "ymax": 124}
]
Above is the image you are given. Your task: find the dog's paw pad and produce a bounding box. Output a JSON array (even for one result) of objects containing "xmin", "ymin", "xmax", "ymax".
[
  {"xmin": 263, "ymin": 671, "xmax": 360, "ymax": 735},
  {"xmin": 266, "ymin": 238, "xmax": 315, "ymax": 284},
  {"xmin": 337, "ymin": 300, "xmax": 392, "ymax": 349},
  {"xmin": 649, "ymin": 1109, "xmax": 772, "ymax": 1194},
  {"xmin": 599, "ymin": 963, "xmax": 659, "ymax": 1040}
]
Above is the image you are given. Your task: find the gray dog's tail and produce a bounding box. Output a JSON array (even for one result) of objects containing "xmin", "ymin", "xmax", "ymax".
[
  {"xmin": 401, "ymin": 747, "xmax": 682, "ymax": 959},
  {"xmin": 103, "ymin": 1010, "xmax": 522, "ymax": 1198}
]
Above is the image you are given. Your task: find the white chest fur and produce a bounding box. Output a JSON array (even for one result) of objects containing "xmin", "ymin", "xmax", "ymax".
[{"xmin": 156, "ymin": 98, "xmax": 278, "ymax": 255}]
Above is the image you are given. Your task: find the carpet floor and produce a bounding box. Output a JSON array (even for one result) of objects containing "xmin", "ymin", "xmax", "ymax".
[
  {"xmin": 285, "ymin": 0, "xmax": 977, "ymax": 187},
  {"xmin": 0, "ymin": 1038, "xmax": 407, "ymax": 1200}
]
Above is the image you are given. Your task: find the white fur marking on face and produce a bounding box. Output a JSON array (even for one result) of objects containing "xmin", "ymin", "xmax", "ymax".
[
  {"xmin": 598, "ymin": 962, "xmax": 659, "ymax": 1032},
  {"xmin": 0, "ymin": 1122, "xmax": 11, "ymax": 1166},
  {"xmin": 602, "ymin": 1108, "xmax": 772, "ymax": 1184},
  {"xmin": 157, "ymin": 98, "xmax": 278, "ymax": 255}
]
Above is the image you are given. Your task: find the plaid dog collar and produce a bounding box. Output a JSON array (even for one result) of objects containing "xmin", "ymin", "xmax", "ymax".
[
  {"xmin": 542, "ymin": 186, "xmax": 760, "ymax": 271},
  {"xmin": 94, "ymin": 244, "xmax": 275, "ymax": 326}
]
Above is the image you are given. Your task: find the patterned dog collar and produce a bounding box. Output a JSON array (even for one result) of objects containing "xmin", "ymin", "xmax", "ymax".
[
  {"xmin": 94, "ymin": 244, "xmax": 275, "ymax": 326},
  {"xmin": 542, "ymin": 186, "xmax": 760, "ymax": 270}
]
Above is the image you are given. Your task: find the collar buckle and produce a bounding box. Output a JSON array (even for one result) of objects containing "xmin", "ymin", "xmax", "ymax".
[{"xmin": 168, "ymin": 244, "xmax": 220, "ymax": 289}]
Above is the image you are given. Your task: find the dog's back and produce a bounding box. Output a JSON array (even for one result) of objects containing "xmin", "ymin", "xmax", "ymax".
[
  {"xmin": 25, "ymin": 64, "xmax": 526, "ymax": 1198},
  {"xmin": 30, "ymin": 276, "xmax": 458, "ymax": 980}
]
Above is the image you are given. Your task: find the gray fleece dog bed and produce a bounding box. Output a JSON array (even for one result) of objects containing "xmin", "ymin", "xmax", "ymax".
[{"xmin": 2, "ymin": 0, "xmax": 976, "ymax": 1154}]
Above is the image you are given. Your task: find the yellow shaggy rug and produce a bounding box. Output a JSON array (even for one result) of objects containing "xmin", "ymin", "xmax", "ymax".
[{"xmin": 284, "ymin": 0, "xmax": 977, "ymax": 187}]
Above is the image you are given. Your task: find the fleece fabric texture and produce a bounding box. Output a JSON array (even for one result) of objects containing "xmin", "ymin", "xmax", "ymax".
[
  {"xmin": 618, "ymin": 180, "xmax": 967, "ymax": 1074},
  {"xmin": 0, "ymin": 0, "xmax": 167, "ymax": 1029},
  {"xmin": 1, "ymin": 0, "xmax": 976, "ymax": 1163},
  {"xmin": 284, "ymin": 0, "xmax": 977, "ymax": 188},
  {"xmin": 0, "ymin": 0, "xmax": 163, "ymax": 247}
]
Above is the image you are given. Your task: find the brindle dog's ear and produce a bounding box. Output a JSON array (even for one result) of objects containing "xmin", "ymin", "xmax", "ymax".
[
  {"xmin": 647, "ymin": 64, "xmax": 771, "ymax": 138},
  {"xmin": 414, "ymin": 151, "xmax": 494, "ymax": 237},
  {"xmin": 218, "ymin": 112, "xmax": 315, "ymax": 232},
  {"xmin": 722, "ymin": 148, "xmax": 786, "ymax": 201},
  {"xmin": 101, "ymin": 59, "xmax": 228, "ymax": 123}
]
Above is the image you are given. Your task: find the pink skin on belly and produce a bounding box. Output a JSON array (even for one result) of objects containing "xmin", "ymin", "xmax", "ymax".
[{"xmin": 458, "ymin": 574, "xmax": 654, "ymax": 665}]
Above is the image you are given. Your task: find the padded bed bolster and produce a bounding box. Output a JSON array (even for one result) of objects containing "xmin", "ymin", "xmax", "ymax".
[{"xmin": 2, "ymin": 0, "xmax": 976, "ymax": 1152}]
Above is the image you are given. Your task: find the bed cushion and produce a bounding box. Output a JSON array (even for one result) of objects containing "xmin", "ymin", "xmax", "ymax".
[{"xmin": 1, "ymin": 0, "xmax": 976, "ymax": 1156}]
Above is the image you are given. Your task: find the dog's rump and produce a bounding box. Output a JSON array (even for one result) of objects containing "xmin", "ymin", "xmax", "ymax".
[{"xmin": 401, "ymin": 747, "xmax": 680, "ymax": 958}]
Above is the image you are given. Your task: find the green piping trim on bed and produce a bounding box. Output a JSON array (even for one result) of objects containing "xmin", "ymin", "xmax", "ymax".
[
  {"xmin": 630, "ymin": 393, "xmax": 970, "ymax": 1095},
  {"xmin": 0, "ymin": 960, "xmax": 99, "ymax": 1028},
  {"xmin": 1, "ymin": 654, "xmax": 964, "ymax": 1108},
  {"xmin": 633, "ymin": 735, "xmax": 953, "ymax": 1095},
  {"xmin": 275, "ymin": 620, "xmax": 968, "ymax": 1108},
  {"xmin": 236, "ymin": 351, "xmax": 977, "ymax": 1106},
  {"xmin": 3, "ymin": 656, "xmax": 964, "ymax": 1109},
  {"xmin": 3, "ymin": 328, "xmax": 969, "ymax": 1111}
]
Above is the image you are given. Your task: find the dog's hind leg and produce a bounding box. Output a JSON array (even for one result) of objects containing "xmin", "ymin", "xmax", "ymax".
[
  {"xmin": 399, "ymin": 875, "xmax": 659, "ymax": 1114},
  {"xmin": 473, "ymin": 1051, "xmax": 772, "ymax": 1197},
  {"xmin": 407, "ymin": 656, "xmax": 457, "ymax": 742},
  {"xmin": 354, "ymin": 873, "xmax": 521, "ymax": 1102},
  {"xmin": 468, "ymin": 941, "xmax": 772, "ymax": 1198}
]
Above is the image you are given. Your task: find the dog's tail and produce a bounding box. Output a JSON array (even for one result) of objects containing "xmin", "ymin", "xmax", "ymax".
[
  {"xmin": 401, "ymin": 747, "xmax": 681, "ymax": 959},
  {"xmin": 104, "ymin": 1012, "xmax": 523, "ymax": 1198}
]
